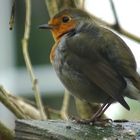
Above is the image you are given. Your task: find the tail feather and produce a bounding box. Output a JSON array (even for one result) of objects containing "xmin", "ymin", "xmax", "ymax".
[
  {"xmin": 118, "ymin": 96, "xmax": 130, "ymax": 110},
  {"xmin": 124, "ymin": 79, "xmax": 140, "ymax": 101},
  {"xmin": 132, "ymin": 72, "xmax": 140, "ymax": 90}
]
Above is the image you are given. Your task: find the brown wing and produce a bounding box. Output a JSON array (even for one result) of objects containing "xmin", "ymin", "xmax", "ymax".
[
  {"xmin": 65, "ymin": 29, "xmax": 131, "ymax": 109},
  {"xmin": 100, "ymin": 27, "xmax": 140, "ymax": 90},
  {"xmin": 82, "ymin": 58, "xmax": 130, "ymax": 110}
]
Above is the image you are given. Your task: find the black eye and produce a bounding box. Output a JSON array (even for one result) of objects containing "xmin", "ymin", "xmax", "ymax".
[{"xmin": 62, "ymin": 16, "xmax": 70, "ymax": 23}]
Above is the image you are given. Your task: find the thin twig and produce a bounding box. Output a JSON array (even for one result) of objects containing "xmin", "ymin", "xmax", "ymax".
[
  {"xmin": 75, "ymin": 0, "xmax": 85, "ymax": 9},
  {"xmin": 81, "ymin": 0, "xmax": 86, "ymax": 9},
  {"xmin": 0, "ymin": 86, "xmax": 27, "ymax": 119},
  {"xmin": 9, "ymin": 96, "xmax": 42, "ymax": 120},
  {"xmin": 9, "ymin": 0, "xmax": 16, "ymax": 30},
  {"xmin": 109, "ymin": 0, "xmax": 120, "ymax": 28},
  {"xmin": 22, "ymin": 0, "xmax": 47, "ymax": 120},
  {"xmin": 108, "ymin": 0, "xmax": 140, "ymax": 42},
  {"xmin": 92, "ymin": 14, "xmax": 140, "ymax": 43},
  {"xmin": 60, "ymin": 90, "xmax": 70, "ymax": 120},
  {"xmin": 0, "ymin": 121, "xmax": 14, "ymax": 140},
  {"xmin": 117, "ymin": 28, "xmax": 140, "ymax": 42}
]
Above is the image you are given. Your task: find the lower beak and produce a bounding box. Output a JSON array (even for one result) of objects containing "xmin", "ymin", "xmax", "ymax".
[{"xmin": 38, "ymin": 24, "xmax": 54, "ymax": 30}]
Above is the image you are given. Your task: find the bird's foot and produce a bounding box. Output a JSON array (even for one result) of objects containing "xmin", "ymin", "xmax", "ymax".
[
  {"xmin": 78, "ymin": 118, "xmax": 112, "ymax": 126},
  {"xmin": 71, "ymin": 116, "xmax": 112, "ymax": 126}
]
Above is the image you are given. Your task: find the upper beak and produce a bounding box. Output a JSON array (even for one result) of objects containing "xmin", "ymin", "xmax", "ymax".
[{"xmin": 38, "ymin": 24, "xmax": 54, "ymax": 30}]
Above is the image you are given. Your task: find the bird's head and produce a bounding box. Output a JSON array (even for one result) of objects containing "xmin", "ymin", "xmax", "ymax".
[{"xmin": 39, "ymin": 8, "xmax": 92, "ymax": 41}]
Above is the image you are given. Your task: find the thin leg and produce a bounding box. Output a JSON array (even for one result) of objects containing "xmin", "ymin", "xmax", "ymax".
[
  {"xmin": 91, "ymin": 101, "xmax": 112, "ymax": 121},
  {"xmin": 76, "ymin": 98, "xmax": 113, "ymax": 124},
  {"xmin": 91, "ymin": 98, "xmax": 112, "ymax": 120}
]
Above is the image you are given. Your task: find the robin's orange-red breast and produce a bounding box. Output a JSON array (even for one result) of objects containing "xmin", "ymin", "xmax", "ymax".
[{"xmin": 39, "ymin": 8, "xmax": 140, "ymax": 122}]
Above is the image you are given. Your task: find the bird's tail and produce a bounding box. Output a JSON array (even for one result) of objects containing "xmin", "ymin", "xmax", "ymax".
[
  {"xmin": 132, "ymin": 72, "xmax": 140, "ymax": 91},
  {"xmin": 124, "ymin": 79, "xmax": 140, "ymax": 101}
]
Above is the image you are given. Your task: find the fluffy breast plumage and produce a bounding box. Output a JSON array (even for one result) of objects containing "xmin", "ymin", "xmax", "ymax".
[{"xmin": 52, "ymin": 37, "xmax": 109, "ymax": 103}]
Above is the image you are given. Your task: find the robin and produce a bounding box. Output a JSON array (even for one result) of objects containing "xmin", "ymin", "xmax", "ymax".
[{"xmin": 39, "ymin": 8, "xmax": 140, "ymax": 123}]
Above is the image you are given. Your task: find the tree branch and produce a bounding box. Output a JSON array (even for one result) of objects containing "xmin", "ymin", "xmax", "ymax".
[
  {"xmin": 15, "ymin": 120, "xmax": 140, "ymax": 140},
  {"xmin": 0, "ymin": 85, "xmax": 45, "ymax": 119},
  {"xmin": 0, "ymin": 121, "xmax": 14, "ymax": 140},
  {"xmin": 60, "ymin": 90, "xmax": 70, "ymax": 120},
  {"xmin": 0, "ymin": 86, "xmax": 27, "ymax": 119},
  {"xmin": 109, "ymin": 0, "xmax": 120, "ymax": 28},
  {"xmin": 88, "ymin": 1, "xmax": 140, "ymax": 43}
]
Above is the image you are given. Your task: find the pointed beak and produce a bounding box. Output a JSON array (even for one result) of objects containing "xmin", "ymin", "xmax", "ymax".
[{"xmin": 38, "ymin": 24, "xmax": 55, "ymax": 30}]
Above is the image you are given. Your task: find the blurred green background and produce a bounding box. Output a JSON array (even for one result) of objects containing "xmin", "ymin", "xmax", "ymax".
[{"xmin": 16, "ymin": 0, "xmax": 53, "ymax": 66}]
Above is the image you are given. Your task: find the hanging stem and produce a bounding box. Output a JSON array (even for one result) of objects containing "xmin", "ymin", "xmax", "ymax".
[
  {"xmin": 109, "ymin": 0, "xmax": 120, "ymax": 28},
  {"xmin": 109, "ymin": 0, "xmax": 140, "ymax": 42},
  {"xmin": 60, "ymin": 90, "xmax": 70, "ymax": 120},
  {"xmin": 9, "ymin": 0, "xmax": 16, "ymax": 30},
  {"xmin": 22, "ymin": 0, "xmax": 47, "ymax": 120}
]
